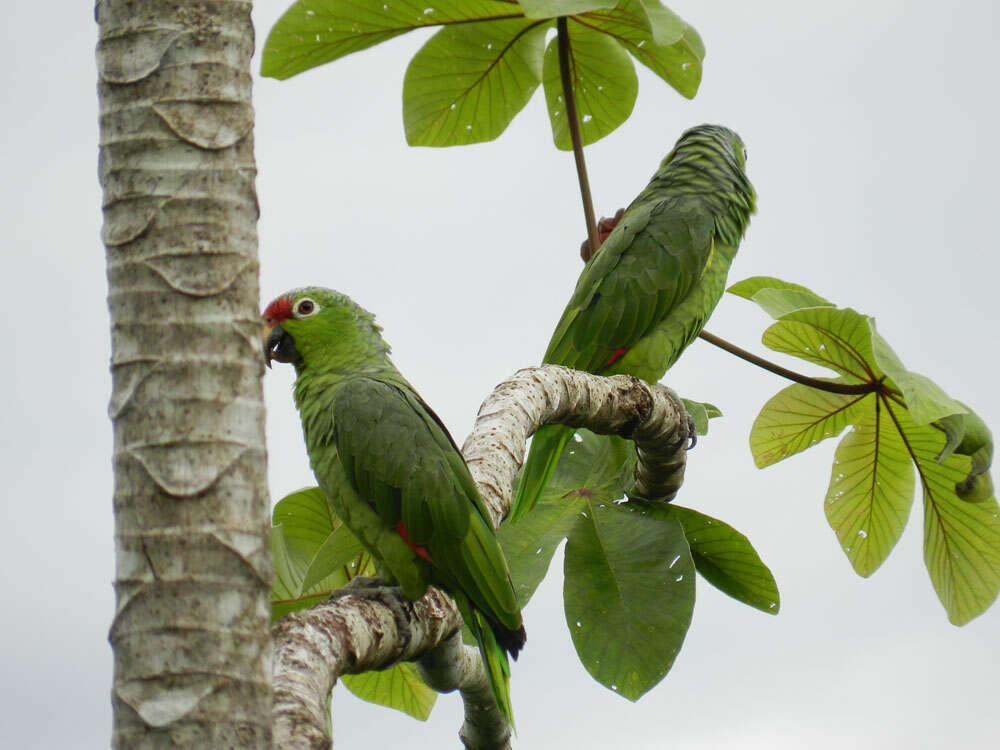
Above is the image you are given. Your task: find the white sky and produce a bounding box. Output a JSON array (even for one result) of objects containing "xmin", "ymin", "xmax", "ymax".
[{"xmin": 2, "ymin": 1, "xmax": 998, "ymax": 747}]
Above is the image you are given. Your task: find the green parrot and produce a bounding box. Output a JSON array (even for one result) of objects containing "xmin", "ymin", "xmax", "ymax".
[
  {"xmin": 263, "ymin": 288, "xmax": 525, "ymax": 724},
  {"xmin": 509, "ymin": 124, "xmax": 756, "ymax": 521}
]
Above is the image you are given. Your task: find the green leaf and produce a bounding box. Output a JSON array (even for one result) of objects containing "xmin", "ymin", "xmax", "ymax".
[
  {"xmin": 890, "ymin": 406, "xmax": 1000, "ymax": 624},
  {"xmin": 935, "ymin": 412, "xmax": 967, "ymax": 463},
  {"xmin": 271, "ymin": 486, "xmax": 375, "ymax": 620},
  {"xmin": 403, "ymin": 18, "xmax": 548, "ymax": 147},
  {"xmin": 272, "ymin": 525, "xmax": 303, "ymax": 604},
  {"xmin": 635, "ymin": 0, "xmax": 687, "ymax": 46},
  {"xmin": 869, "ymin": 323, "xmax": 968, "ymax": 425},
  {"xmin": 341, "ymin": 662, "xmax": 437, "ymax": 720},
  {"xmin": 656, "ymin": 503, "xmax": 780, "ymax": 614},
  {"xmin": 301, "ymin": 524, "xmax": 366, "ymax": 592},
  {"xmin": 497, "ymin": 492, "xmax": 585, "ymax": 607},
  {"xmin": 825, "ymin": 402, "xmax": 915, "ymax": 577},
  {"xmin": 748, "ymin": 288, "xmax": 834, "ymax": 319},
  {"xmin": 952, "ymin": 409, "xmax": 995, "ymax": 502},
  {"xmin": 564, "ymin": 501, "xmax": 694, "ymax": 700},
  {"xmin": 500, "ymin": 430, "xmax": 632, "ymax": 606},
  {"xmin": 273, "ymin": 486, "xmax": 338, "ymax": 566},
  {"xmin": 517, "ymin": 0, "xmax": 615, "ymax": 18},
  {"xmin": 680, "ymin": 398, "xmax": 722, "ymax": 436},
  {"xmin": 542, "ymin": 20, "xmax": 638, "ymax": 150},
  {"xmin": 727, "ymin": 276, "xmax": 832, "ymax": 307},
  {"xmin": 579, "ymin": 0, "xmax": 703, "ymax": 98},
  {"xmin": 762, "ymin": 307, "xmax": 879, "ymax": 383},
  {"xmin": 261, "ymin": 0, "xmax": 524, "ymax": 80},
  {"xmin": 549, "ymin": 431, "xmax": 636, "ymax": 502},
  {"xmin": 750, "ymin": 384, "xmax": 871, "ymax": 468}
]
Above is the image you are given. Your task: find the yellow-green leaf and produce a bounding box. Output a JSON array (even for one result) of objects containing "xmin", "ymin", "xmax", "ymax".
[
  {"xmin": 751, "ymin": 383, "xmax": 871, "ymax": 468},
  {"xmin": 825, "ymin": 402, "xmax": 915, "ymax": 577},
  {"xmin": 342, "ymin": 663, "xmax": 437, "ymax": 720},
  {"xmin": 893, "ymin": 407, "xmax": 1000, "ymax": 625},
  {"xmin": 869, "ymin": 323, "xmax": 968, "ymax": 425},
  {"xmin": 762, "ymin": 307, "xmax": 879, "ymax": 383}
]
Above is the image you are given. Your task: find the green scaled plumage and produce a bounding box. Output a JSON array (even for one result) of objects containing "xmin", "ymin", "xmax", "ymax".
[
  {"xmin": 510, "ymin": 125, "xmax": 756, "ymax": 522},
  {"xmin": 263, "ymin": 287, "xmax": 525, "ymax": 726}
]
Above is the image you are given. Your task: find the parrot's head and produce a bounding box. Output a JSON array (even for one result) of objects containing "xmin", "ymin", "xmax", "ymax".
[
  {"xmin": 262, "ymin": 287, "xmax": 388, "ymax": 371},
  {"xmin": 658, "ymin": 124, "xmax": 756, "ymax": 244},
  {"xmin": 665, "ymin": 124, "xmax": 748, "ymax": 174}
]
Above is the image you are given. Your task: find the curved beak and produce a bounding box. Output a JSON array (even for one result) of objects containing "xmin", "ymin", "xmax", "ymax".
[{"xmin": 263, "ymin": 324, "xmax": 301, "ymax": 368}]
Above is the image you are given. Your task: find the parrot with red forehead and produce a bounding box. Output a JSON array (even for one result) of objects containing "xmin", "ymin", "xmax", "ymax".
[
  {"xmin": 510, "ymin": 124, "xmax": 756, "ymax": 521},
  {"xmin": 263, "ymin": 288, "xmax": 524, "ymax": 725}
]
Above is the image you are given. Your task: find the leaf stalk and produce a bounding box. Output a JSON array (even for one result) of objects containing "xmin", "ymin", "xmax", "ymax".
[
  {"xmin": 697, "ymin": 330, "xmax": 882, "ymax": 395},
  {"xmin": 557, "ymin": 16, "xmax": 600, "ymax": 256}
]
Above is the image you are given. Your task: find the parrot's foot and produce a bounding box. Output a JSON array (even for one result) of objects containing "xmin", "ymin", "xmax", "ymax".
[
  {"xmin": 329, "ymin": 576, "xmax": 395, "ymax": 602},
  {"xmin": 682, "ymin": 411, "xmax": 697, "ymax": 451}
]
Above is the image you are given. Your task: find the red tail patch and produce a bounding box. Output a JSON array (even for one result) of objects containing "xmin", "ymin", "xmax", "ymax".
[
  {"xmin": 606, "ymin": 347, "xmax": 630, "ymax": 367},
  {"xmin": 396, "ymin": 522, "xmax": 432, "ymax": 562}
]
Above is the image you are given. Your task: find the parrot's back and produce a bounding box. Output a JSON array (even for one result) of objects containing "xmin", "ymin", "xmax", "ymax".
[{"xmin": 509, "ymin": 125, "xmax": 756, "ymax": 522}]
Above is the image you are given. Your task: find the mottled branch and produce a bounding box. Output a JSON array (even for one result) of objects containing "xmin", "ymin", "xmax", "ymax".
[
  {"xmin": 463, "ymin": 365, "xmax": 689, "ymax": 526},
  {"xmin": 271, "ymin": 366, "xmax": 689, "ymax": 747}
]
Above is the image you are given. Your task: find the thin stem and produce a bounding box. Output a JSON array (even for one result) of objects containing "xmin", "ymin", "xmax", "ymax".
[
  {"xmin": 557, "ymin": 17, "xmax": 600, "ymax": 256},
  {"xmin": 698, "ymin": 329, "xmax": 881, "ymax": 395}
]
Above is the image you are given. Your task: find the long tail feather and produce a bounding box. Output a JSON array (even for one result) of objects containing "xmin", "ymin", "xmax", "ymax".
[
  {"xmin": 470, "ymin": 610, "xmax": 515, "ymax": 728},
  {"xmin": 508, "ymin": 424, "xmax": 574, "ymax": 522}
]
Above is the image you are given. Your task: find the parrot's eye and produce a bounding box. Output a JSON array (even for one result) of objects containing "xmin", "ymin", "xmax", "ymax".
[{"xmin": 295, "ymin": 299, "xmax": 317, "ymax": 317}]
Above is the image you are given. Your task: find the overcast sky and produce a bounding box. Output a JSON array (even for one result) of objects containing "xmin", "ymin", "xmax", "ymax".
[{"xmin": 2, "ymin": 1, "xmax": 998, "ymax": 747}]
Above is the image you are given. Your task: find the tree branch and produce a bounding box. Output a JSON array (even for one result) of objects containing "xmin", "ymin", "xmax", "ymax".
[
  {"xmin": 462, "ymin": 365, "xmax": 690, "ymax": 525},
  {"xmin": 271, "ymin": 366, "xmax": 690, "ymax": 747}
]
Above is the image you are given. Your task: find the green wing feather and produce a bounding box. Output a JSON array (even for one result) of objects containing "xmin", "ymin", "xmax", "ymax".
[
  {"xmin": 543, "ymin": 196, "xmax": 715, "ymax": 372},
  {"xmin": 332, "ymin": 376, "xmax": 522, "ymax": 723},
  {"xmin": 511, "ymin": 196, "xmax": 720, "ymax": 521}
]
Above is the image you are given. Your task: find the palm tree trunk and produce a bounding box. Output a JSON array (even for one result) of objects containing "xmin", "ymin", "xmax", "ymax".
[{"xmin": 97, "ymin": 1, "xmax": 271, "ymax": 745}]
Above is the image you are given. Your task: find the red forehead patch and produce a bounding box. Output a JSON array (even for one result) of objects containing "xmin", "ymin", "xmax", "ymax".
[{"xmin": 262, "ymin": 296, "xmax": 293, "ymax": 327}]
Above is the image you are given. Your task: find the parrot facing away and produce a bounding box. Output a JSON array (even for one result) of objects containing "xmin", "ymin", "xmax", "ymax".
[
  {"xmin": 509, "ymin": 124, "xmax": 756, "ymax": 522},
  {"xmin": 263, "ymin": 288, "xmax": 525, "ymax": 724}
]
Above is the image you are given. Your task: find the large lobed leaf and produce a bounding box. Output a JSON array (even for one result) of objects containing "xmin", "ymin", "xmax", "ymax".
[{"xmin": 730, "ymin": 276, "xmax": 1000, "ymax": 622}]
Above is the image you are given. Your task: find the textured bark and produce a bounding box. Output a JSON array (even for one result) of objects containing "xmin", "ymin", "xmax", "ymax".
[
  {"xmin": 272, "ymin": 366, "xmax": 688, "ymax": 747},
  {"xmin": 98, "ymin": 1, "xmax": 271, "ymax": 747},
  {"xmin": 463, "ymin": 365, "xmax": 689, "ymax": 527}
]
